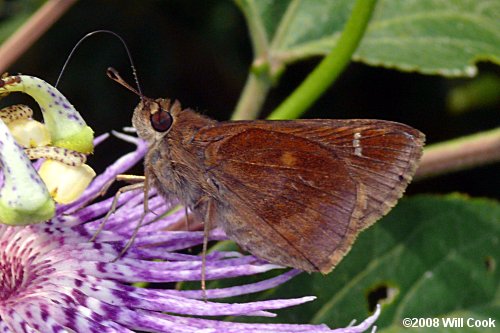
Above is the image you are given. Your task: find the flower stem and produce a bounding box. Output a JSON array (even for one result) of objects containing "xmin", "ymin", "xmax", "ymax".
[
  {"xmin": 267, "ymin": 0, "xmax": 377, "ymax": 120},
  {"xmin": 415, "ymin": 127, "xmax": 500, "ymax": 180}
]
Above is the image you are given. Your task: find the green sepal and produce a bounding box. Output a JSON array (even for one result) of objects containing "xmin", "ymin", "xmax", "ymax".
[
  {"xmin": 52, "ymin": 125, "xmax": 95, "ymax": 154},
  {"xmin": 0, "ymin": 199, "xmax": 55, "ymax": 226}
]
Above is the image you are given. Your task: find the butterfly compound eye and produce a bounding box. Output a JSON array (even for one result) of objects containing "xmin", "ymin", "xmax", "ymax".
[{"xmin": 150, "ymin": 109, "xmax": 173, "ymax": 132}]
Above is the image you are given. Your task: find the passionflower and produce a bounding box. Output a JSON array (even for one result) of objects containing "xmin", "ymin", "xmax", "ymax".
[
  {"xmin": 0, "ymin": 74, "xmax": 95, "ymax": 211},
  {"xmin": 0, "ymin": 129, "xmax": 380, "ymax": 332}
]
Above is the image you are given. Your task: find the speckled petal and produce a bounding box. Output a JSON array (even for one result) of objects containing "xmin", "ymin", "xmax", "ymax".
[
  {"xmin": 0, "ymin": 119, "xmax": 54, "ymax": 225},
  {"xmin": 165, "ymin": 269, "xmax": 301, "ymax": 300}
]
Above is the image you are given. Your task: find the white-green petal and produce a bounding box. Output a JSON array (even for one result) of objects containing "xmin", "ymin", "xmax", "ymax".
[
  {"xmin": 0, "ymin": 119, "xmax": 55, "ymax": 225},
  {"xmin": 0, "ymin": 75, "xmax": 94, "ymax": 154}
]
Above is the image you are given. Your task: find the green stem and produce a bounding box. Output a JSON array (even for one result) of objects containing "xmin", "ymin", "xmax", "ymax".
[
  {"xmin": 267, "ymin": 0, "xmax": 377, "ymax": 120},
  {"xmin": 415, "ymin": 127, "xmax": 500, "ymax": 180},
  {"xmin": 231, "ymin": 71, "xmax": 272, "ymax": 120},
  {"xmin": 233, "ymin": 0, "xmax": 269, "ymax": 60},
  {"xmin": 231, "ymin": 0, "xmax": 272, "ymax": 120}
]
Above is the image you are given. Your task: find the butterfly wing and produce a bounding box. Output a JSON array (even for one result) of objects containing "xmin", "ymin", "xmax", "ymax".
[{"xmin": 194, "ymin": 120, "xmax": 424, "ymax": 273}]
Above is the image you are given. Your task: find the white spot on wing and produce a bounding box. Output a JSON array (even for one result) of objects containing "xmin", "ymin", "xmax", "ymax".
[{"xmin": 353, "ymin": 132, "xmax": 362, "ymax": 157}]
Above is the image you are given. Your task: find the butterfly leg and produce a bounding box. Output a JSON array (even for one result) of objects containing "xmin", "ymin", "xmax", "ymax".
[
  {"xmin": 201, "ymin": 198, "xmax": 216, "ymax": 301},
  {"xmin": 93, "ymin": 174, "xmax": 146, "ymax": 208},
  {"xmin": 90, "ymin": 181, "xmax": 145, "ymax": 243},
  {"xmin": 184, "ymin": 206, "xmax": 191, "ymax": 232},
  {"xmin": 112, "ymin": 204, "xmax": 146, "ymax": 261},
  {"xmin": 112, "ymin": 173, "xmax": 152, "ymax": 261}
]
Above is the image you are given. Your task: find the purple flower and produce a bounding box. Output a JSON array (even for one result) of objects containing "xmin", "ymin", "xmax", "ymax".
[{"xmin": 0, "ymin": 132, "xmax": 380, "ymax": 332}]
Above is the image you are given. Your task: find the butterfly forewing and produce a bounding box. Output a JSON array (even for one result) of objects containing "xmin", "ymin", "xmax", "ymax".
[{"xmin": 194, "ymin": 119, "xmax": 424, "ymax": 273}]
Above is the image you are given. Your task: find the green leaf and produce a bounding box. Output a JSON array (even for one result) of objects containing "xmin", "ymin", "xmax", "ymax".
[
  {"xmin": 236, "ymin": 0, "xmax": 500, "ymax": 78},
  {"xmin": 205, "ymin": 195, "xmax": 499, "ymax": 332},
  {"xmin": 356, "ymin": 0, "xmax": 500, "ymax": 77}
]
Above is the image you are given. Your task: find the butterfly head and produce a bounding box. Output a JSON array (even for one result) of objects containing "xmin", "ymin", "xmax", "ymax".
[
  {"xmin": 132, "ymin": 98, "xmax": 179, "ymax": 143},
  {"xmin": 106, "ymin": 67, "xmax": 180, "ymax": 144}
]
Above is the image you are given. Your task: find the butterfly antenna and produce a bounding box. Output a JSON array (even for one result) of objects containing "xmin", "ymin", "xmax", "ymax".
[
  {"xmin": 55, "ymin": 29, "xmax": 143, "ymax": 97},
  {"xmin": 106, "ymin": 67, "xmax": 142, "ymax": 98}
]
